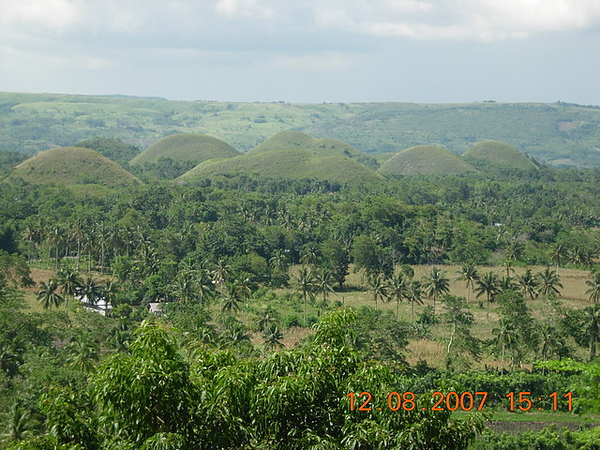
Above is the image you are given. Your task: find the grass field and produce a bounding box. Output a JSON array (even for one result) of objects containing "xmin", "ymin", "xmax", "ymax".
[{"xmin": 24, "ymin": 262, "xmax": 594, "ymax": 369}]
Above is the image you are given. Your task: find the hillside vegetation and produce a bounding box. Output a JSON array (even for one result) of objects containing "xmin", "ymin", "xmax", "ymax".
[
  {"xmin": 251, "ymin": 130, "xmax": 379, "ymax": 169},
  {"xmin": 378, "ymin": 145, "xmax": 477, "ymax": 176},
  {"xmin": 179, "ymin": 148, "xmax": 385, "ymax": 184},
  {"xmin": 2, "ymin": 92, "xmax": 600, "ymax": 166},
  {"xmin": 463, "ymin": 140, "xmax": 537, "ymax": 170},
  {"xmin": 130, "ymin": 133, "xmax": 239, "ymax": 166},
  {"xmin": 5, "ymin": 146, "xmax": 142, "ymax": 186}
]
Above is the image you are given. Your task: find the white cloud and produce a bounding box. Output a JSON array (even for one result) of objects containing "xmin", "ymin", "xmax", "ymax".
[{"xmin": 270, "ymin": 52, "xmax": 354, "ymax": 72}]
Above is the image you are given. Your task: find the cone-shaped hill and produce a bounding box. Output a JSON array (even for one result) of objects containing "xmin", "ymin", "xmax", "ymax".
[
  {"xmin": 378, "ymin": 145, "xmax": 477, "ymax": 176},
  {"xmin": 178, "ymin": 149, "xmax": 385, "ymax": 184},
  {"xmin": 5, "ymin": 147, "xmax": 142, "ymax": 186},
  {"xmin": 251, "ymin": 131, "xmax": 378, "ymax": 169},
  {"xmin": 462, "ymin": 140, "xmax": 537, "ymax": 170},
  {"xmin": 130, "ymin": 133, "xmax": 239, "ymax": 166}
]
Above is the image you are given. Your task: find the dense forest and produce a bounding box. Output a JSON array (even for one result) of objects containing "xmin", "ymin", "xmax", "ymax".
[{"xmin": 1, "ymin": 131, "xmax": 600, "ymax": 448}]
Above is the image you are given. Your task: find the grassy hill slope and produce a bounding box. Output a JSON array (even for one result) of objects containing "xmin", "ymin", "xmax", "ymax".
[
  {"xmin": 2, "ymin": 92, "xmax": 600, "ymax": 166},
  {"xmin": 462, "ymin": 140, "xmax": 537, "ymax": 170},
  {"xmin": 251, "ymin": 131, "xmax": 378, "ymax": 169},
  {"xmin": 179, "ymin": 149, "xmax": 385, "ymax": 184},
  {"xmin": 5, "ymin": 147, "xmax": 142, "ymax": 186},
  {"xmin": 378, "ymin": 145, "xmax": 477, "ymax": 176},
  {"xmin": 130, "ymin": 133, "xmax": 239, "ymax": 166}
]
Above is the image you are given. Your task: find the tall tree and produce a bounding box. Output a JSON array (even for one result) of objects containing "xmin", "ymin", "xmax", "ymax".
[
  {"xmin": 406, "ymin": 280, "xmax": 424, "ymax": 321},
  {"xmin": 475, "ymin": 271, "xmax": 500, "ymax": 319},
  {"xmin": 517, "ymin": 268, "xmax": 539, "ymax": 301},
  {"xmin": 456, "ymin": 264, "xmax": 479, "ymax": 304},
  {"xmin": 36, "ymin": 280, "xmax": 64, "ymax": 309},
  {"xmin": 295, "ymin": 266, "xmax": 316, "ymax": 326},
  {"xmin": 585, "ymin": 271, "xmax": 600, "ymax": 304},
  {"xmin": 367, "ymin": 273, "xmax": 389, "ymax": 309},
  {"xmin": 537, "ymin": 267, "xmax": 563, "ymax": 300},
  {"xmin": 386, "ymin": 273, "xmax": 408, "ymax": 318},
  {"xmin": 582, "ymin": 305, "xmax": 600, "ymax": 360},
  {"xmin": 423, "ymin": 267, "xmax": 450, "ymax": 315}
]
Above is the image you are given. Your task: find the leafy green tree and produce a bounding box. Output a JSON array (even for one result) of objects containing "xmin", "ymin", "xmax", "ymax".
[
  {"xmin": 320, "ymin": 239, "xmax": 349, "ymax": 289},
  {"xmin": 91, "ymin": 319, "xmax": 197, "ymax": 447}
]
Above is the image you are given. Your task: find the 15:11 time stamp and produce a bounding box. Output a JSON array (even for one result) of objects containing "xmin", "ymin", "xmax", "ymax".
[{"xmin": 346, "ymin": 391, "xmax": 573, "ymax": 412}]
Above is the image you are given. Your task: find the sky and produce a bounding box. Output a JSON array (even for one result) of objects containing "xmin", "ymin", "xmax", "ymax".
[{"xmin": 2, "ymin": 0, "xmax": 600, "ymax": 104}]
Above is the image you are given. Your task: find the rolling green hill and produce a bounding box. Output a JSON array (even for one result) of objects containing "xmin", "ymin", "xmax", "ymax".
[
  {"xmin": 178, "ymin": 149, "xmax": 385, "ymax": 184},
  {"xmin": 378, "ymin": 145, "xmax": 477, "ymax": 176},
  {"xmin": 5, "ymin": 146, "xmax": 142, "ymax": 186},
  {"xmin": 2, "ymin": 92, "xmax": 600, "ymax": 166},
  {"xmin": 130, "ymin": 133, "xmax": 239, "ymax": 166},
  {"xmin": 462, "ymin": 140, "xmax": 537, "ymax": 170},
  {"xmin": 250, "ymin": 131, "xmax": 379, "ymax": 169}
]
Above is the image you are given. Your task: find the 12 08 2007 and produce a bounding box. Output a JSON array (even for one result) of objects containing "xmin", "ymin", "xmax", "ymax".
[{"xmin": 346, "ymin": 391, "xmax": 490, "ymax": 412}]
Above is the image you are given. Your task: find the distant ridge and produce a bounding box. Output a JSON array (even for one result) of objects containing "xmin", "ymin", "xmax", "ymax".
[
  {"xmin": 462, "ymin": 140, "xmax": 537, "ymax": 170},
  {"xmin": 5, "ymin": 147, "xmax": 142, "ymax": 186},
  {"xmin": 178, "ymin": 148, "xmax": 384, "ymax": 184},
  {"xmin": 378, "ymin": 145, "xmax": 477, "ymax": 176},
  {"xmin": 130, "ymin": 133, "xmax": 239, "ymax": 166},
  {"xmin": 2, "ymin": 92, "xmax": 600, "ymax": 166}
]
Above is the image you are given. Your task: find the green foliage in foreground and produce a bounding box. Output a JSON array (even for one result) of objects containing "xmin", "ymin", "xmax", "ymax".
[{"xmin": 9, "ymin": 310, "xmax": 484, "ymax": 450}]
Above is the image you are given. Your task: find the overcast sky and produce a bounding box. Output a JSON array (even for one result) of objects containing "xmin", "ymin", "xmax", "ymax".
[{"xmin": 2, "ymin": 0, "xmax": 600, "ymax": 104}]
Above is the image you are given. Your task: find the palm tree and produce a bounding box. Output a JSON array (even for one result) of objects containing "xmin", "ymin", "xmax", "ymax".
[
  {"xmin": 55, "ymin": 268, "xmax": 82, "ymax": 308},
  {"xmin": 582, "ymin": 305, "xmax": 600, "ymax": 360},
  {"xmin": 1, "ymin": 401, "xmax": 38, "ymax": 443},
  {"xmin": 475, "ymin": 271, "xmax": 500, "ymax": 319},
  {"xmin": 67, "ymin": 335, "xmax": 100, "ymax": 373},
  {"xmin": 171, "ymin": 273, "xmax": 195, "ymax": 303},
  {"xmin": 406, "ymin": 280, "xmax": 424, "ymax": 321},
  {"xmin": 456, "ymin": 264, "xmax": 478, "ymax": 304},
  {"xmin": 295, "ymin": 266, "xmax": 316, "ymax": 326},
  {"xmin": 102, "ymin": 280, "xmax": 120, "ymax": 308},
  {"xmin": 367, "ymin": 273, "xmax": 389, "ymax": 309},
  {"xmin": 387, "ymin": 273, "xmax": 408, "ymax": 318},
  {"xmin": 263, "ymin": 323, "xmax": 284, "ymax": 350},
  {"xmin": 422, "ymin": 267, "xmax": 450, "ymax": 315},
  {"xmin": 517, "ymin": 268, "xmax": 538, "ymax": 301},
  {"xmin": 211, "ymin": 259, "xmax": 229, "ymax": 294},
  {"xmin": 221, "ymin": 282, "xmax": 243, "ymax": 315},
  {"xmin": 585, "ymin": 271, "xmax": 600, "ymax": 304},
  {"xmin": 78, "ymin": 276, "xmax": 105, "ymax": 305},
  {"xmin": 314, "ymin": 268, "xmax": 335, "ymax": 303},
  {"xmin": 37, "ymin": 280, "xmax": 64, "ymax": 309},
  {"xmin": 549, "ymin": 243, "xmax": 567, "ymax": 273},
  {"xmin": 196, "ymin": 268, "xmax": 216, "ymax": 305},
  {"xmin": 537, "ymin": 267, "xmax": 563, "ymax": 300},
  {"xmin": 492, "ymin": 318, "xmax": 519, "ymax": 372}
]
